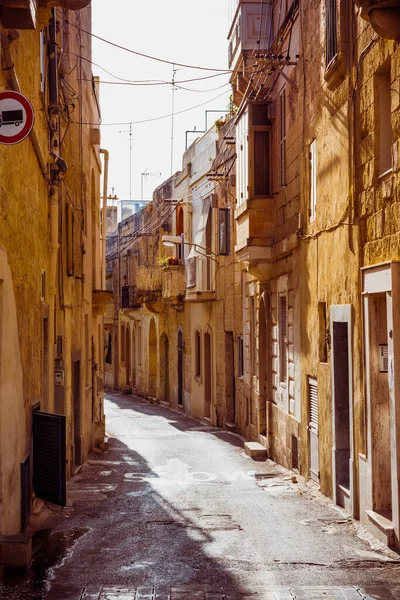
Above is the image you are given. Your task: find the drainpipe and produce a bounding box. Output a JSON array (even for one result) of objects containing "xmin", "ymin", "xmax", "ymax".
[
  {"xmin": 100, "ymin": 149, "xmax": 109, "ymax": 289},
  {"xmin": 47, "ymin": 8, "xmax": 62, "ymax": 413},
  {"xmin": 0, "ymin": 30, "xmax": 49, "ymax": 182}
]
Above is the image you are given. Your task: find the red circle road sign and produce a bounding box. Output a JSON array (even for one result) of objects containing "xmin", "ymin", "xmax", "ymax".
[{"xmin": 0, "ymin": 90, "xmax": 34, "ymax": 145}]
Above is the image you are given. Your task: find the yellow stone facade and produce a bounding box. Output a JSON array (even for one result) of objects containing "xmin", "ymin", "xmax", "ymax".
[
  {"xmin": 106, "ymin": 0, "xmax": 400, "ymax": 549},
  {"xmin": 0, "ymin": 1, "xmax": 106, "ymax": 562}
]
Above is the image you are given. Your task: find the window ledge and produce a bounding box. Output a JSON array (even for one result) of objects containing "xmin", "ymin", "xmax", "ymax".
[
  {"xmin": 324, "ymin": 53, "xmax": 346, "ymax": 90},
  {"xmin": 379, "ymin": 169, "xmax": 394, "ymax": 201},
  {"xmin": 378, "ymin": 168, "xmax": 393, "ymax": 181}
]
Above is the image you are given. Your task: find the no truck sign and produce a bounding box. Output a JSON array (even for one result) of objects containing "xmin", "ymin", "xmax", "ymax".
[{"xmin": 0, "ymin": 90, "xmax": 34, "ymax": 145}]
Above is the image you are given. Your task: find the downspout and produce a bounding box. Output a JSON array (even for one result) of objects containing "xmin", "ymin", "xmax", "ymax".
[
  {"xmin": 100, "ymin": 149, "xmax": 109, "ymax": 289},
  {"xmin": 47, "ymin": 8, "xmax": 62, "ymax": 413}
]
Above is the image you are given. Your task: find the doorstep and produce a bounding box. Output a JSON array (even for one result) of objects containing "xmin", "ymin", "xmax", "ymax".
[
  {"xmin": 244, "ymin": 441, "xmax": 267, "ymax": 461},
  {"xmin": 365, "ymin": 510, "xmax": 395, "ymax": 547},
  {"xmin": 0, "ymin": 534, "xmax": 32, "ymax": 567}
]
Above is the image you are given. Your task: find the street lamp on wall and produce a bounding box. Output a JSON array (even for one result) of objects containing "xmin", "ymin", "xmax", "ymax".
[{"xmin": 161, "ymin": 235, "xmax": 218, "ymax": 262}]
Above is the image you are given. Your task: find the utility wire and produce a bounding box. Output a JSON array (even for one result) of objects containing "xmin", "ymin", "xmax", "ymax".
[
  {"xmin": 67, "ymin": 53, "xmax": 230, "ymax": 85},
  {"xmin": 70, "ymin": 89, "xmax": 230, "ymax": 127},
  {"xmin": 65, "ymin": 19, "xmax": 233, "ymax": 73}
]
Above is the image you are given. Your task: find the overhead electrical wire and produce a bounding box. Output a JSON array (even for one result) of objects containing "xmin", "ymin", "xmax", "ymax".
[
  {"xmin": 65, "ymin": 19, "xmax": 233, "ymax": 73},
  {"xmin": 66, "ymin": 52, "xmax": 231, "ymax": 86},
  {"xmin": 70, "ymin": 88, "xmax": 230, "ymax": 127}
]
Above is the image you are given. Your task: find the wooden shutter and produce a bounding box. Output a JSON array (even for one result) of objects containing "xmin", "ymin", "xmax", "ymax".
[
  {"xmin": 279, "ymin": 295, "xmax": 287, "ymax": 382},
  {"xmin": 308, "ymin": 377, "xmax": 319, "ymax": 430},
  {"xmin": 218, "ymin": 208, "xmax": 230, "ymax": 255},
  {"xmin": 254, "ymin": 130, "xmax": 270, "ymax": 196},
  {"xmin": 279, "ymin": 90, "xmax": 287, "ymax": 187},
  {"xmin": 310, "ymin": 140, "xmax": 317, "ymax": 222},
  {"xmin": 325, "ymin": 0, "xmax": 337, "ymax": 67},
  {"xmin": 33, "ymin": 411, "xmax": 66, "ymax": 507}
]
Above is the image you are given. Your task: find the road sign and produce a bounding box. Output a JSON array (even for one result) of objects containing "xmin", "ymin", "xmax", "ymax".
[{"xmin": 0, "ymin": 90, "xmax": 34, "ymax": 145}]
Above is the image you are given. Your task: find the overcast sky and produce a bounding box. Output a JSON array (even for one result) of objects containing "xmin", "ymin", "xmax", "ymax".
[{"xmin": 92, "ymin": 1, "xmax": 231, "ymax": 203}]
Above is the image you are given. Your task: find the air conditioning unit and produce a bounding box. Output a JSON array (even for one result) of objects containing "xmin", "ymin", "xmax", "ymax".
[{"xmin": 1, "ymin": 0, "xmax": 37, "ymax": 29}]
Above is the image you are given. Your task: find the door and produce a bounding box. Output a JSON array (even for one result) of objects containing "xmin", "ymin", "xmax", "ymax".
[
  {"xmin": 332, "ymin": 321, "xmax": 351, "ymax": 507},
  {"xmin": 73, "ymin": 359, "xmax": 82, "ymax": 470},
  {"xmin": 178, "ymin": 331, "xmax": 183, "ymax": 407},
  {"xmin": 308, "ymin": 377, "xmax": 319, "ymax": 483},
  {"xmin": 204, "ymin": 332, "xmax": 211, "ymax": 419},
  {"xmin": 164, "ymin": 336, "xmax": 170, "ymax": 404},
  {"xmin": 33, "ymin": 411, "xmax": 66, "ymax": 506}
]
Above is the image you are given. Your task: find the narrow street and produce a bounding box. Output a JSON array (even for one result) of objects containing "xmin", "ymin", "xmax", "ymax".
[{"xmin": 1, "ymin": 392, "xmax": 400, "ymax": 600}]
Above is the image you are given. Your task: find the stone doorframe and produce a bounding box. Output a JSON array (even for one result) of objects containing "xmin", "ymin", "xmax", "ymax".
[
  {"xmin": 330, "ymin": 304, "xmax": 354, "ymax": 517},
  {"xmin": 360, "ymin": 261, "xmax": 400, "ymax": 548}
]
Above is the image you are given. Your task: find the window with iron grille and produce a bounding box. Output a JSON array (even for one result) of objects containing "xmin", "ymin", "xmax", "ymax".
[
  {"xmin": 279, "ymin": 295, "xmax": 288, "ymax": 382},
  {"xmin": 325, "ymin": 0, "xmax": 337, "ymax": 67},
  {"xmin": 279, "ymin": 90, "xmax": 287, "ymax": 188}
]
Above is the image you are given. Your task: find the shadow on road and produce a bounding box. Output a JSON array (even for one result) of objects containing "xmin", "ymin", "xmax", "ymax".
[{"xmin": 0, "ymin": 392, "xmax": 251, "ymax": 599}]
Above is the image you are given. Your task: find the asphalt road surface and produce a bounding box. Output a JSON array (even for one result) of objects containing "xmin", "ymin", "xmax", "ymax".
[{"xmin": 1, "ymin": 391, "xmax": 400, "ymax": 599}]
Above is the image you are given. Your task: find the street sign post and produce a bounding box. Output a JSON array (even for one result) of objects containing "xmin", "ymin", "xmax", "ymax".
[{"xmin": 0, "ymin": 90, "xmax": 34, "ymax": 145}]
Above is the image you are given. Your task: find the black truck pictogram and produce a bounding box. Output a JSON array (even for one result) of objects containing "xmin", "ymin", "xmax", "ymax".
[{"xmin": 0, "ymin": 109, "xmax": 24, "ymax": 127}]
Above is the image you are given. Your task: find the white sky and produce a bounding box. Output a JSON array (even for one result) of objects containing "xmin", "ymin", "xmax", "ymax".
[{"xmin": 92, "ymin": 0, "xmax": 231, "ymax": 203}]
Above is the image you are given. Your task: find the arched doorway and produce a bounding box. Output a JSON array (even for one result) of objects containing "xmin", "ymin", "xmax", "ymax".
[
  {"xmin": 178, "ymin": 330, "xmax": 184, "ymax": 407},
  {"xmin": 148, "ymin": 318, "xmax": 157, "ymax": 398},
  {"xmin": 204, "ymin": 332, "xmax": 211, "ymax": 419},
  {"xmin": 160, "ymin": 333, "xmax": 170, "ymax": 404}
]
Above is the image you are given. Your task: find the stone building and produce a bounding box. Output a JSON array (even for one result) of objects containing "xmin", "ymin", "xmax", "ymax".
[
  {"xmin": 227, "ymin": 0, "xmax": 400, "ymax": 547},
  {"xmin": 0, "ymin": 0, "xmax": 108, "ymax": 565},
  {"xmin": 104, "ymin": 0, "xmax": 400, "ymax": 549}
]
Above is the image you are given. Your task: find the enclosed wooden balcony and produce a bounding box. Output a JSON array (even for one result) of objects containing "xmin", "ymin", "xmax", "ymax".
[{"xmin": 234, "ymin": 102, "xmax": 275, "ymax": 281}]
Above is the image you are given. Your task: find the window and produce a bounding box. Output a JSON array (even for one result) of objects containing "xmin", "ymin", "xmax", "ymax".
[
  {"xmin": 238, "ymin": 335, "xmax": 244, "ymax": 378},
  {"xmin": 218, "ymin": 208, "xmax": 230, "ymax": 255},
  {"xmin": 252, "ymin": 104, "xmax": 271, "ymax": 196},
  {"xmin": 310, "ymin": 140, "xmax": 317, "ymax": 222},
  {"xmin": 237, "ymin": 108, "xmax": 249, "ymax": 205},
  {"xmin": 41, "ymin": 270, "xmax": 46, "ymax": 302},
  {"xmin": 195, "ymin": 330, "xmax": 201, "ymax": 378},
  {"xmin": 325, "ymin": 0, "xmax": 337, "ymax": 67},
  {"xmin": 376, "ymin": 66, "xmax": 393, "ymax": 176},
  {"xmin": 279, "ymin": 90, "xmax": 287, "ymax": 188},
  {"xmin": 279, "ymin": 295, "xmax": 288, "ymax": 382}
]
